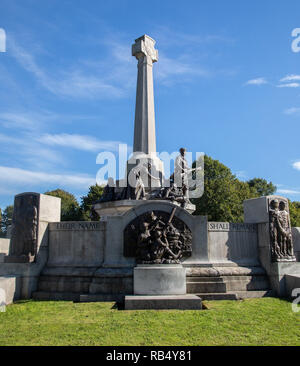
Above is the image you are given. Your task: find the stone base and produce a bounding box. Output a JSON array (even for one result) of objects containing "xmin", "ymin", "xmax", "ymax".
[
  {"xmin": 79, "ymin": 294, "xmax": 125, "ymax": 303},
  {"xmin": 273, "ymin": 257, "xmax": 296, "ymax": 263},
  {"xmin": 94, "ymin": 200, "xmax": 148, "ymax": 217},
  {"xmin": 134, "ymin": 264, "xmax": 186, "ymax": 295},
  {"xmin": 94, "ymin": 199, "xmax": 196, "ymax": 217},
  {"xmin": 124, "ymin": 295, "xmax": 202, "ymax": 310},
  {"xmin": 4, "ymin": 254, "xmax": 35, "ymax": 263}
]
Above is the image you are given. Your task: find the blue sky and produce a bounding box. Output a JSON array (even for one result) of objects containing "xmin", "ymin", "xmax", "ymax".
[{"xmin": 0, "ymin": 0, "xmax": 300, "ymax": 209}]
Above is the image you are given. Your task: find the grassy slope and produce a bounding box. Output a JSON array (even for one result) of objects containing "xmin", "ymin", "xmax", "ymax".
[{"xmin": 0, "ymin": 298, "xmax": 299, "ymax": 346}]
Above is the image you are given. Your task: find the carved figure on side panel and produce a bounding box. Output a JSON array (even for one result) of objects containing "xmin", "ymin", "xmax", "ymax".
[
  {"xmin": 10, "ymin": 194, "xmax": 38, "ymax": 258},
  {"xmin": 269, "ymin": 199, "xmax": 296, "ymax": 262}
]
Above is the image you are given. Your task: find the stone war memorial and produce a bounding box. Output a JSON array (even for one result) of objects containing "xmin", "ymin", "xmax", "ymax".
[{"xmin": 1, "ymin": 35, "xmax": 300, "ymax": 310}]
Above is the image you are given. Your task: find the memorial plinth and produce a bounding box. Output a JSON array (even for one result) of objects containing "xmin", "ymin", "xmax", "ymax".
[
  {"xmin": 4, "ymin": 193, "xmax": 60, "ymax": 263},
  {"xmin": 134, "ymin": 264, "xmax": 187, "ymax": 295},
  {"xmin": 124, "ymin": 263, "xmax": 202, "ymax": 310}
]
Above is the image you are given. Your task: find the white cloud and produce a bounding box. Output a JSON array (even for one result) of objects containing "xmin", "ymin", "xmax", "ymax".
[
  {"xmin": 50, "ymin": 72, "xmax": 125, "ymax": 99},
  {"xmin": 284, "ymin": 107, "xmax": 300, "ymax": 115},
  {"xmin": 277, "ymin": 189, "xmax": 300, "ymax": 195},
  {"xmin": 0, "ymin": 113, "xmax": 39, "ymax": 131},
  {"xmin": 0, "ymin": 28, "xmax": 6, "ymax": 52},
  {"xmin": 245, "ymin": 77, "xmax": 267, "ymax": 86},
  {"xmin": 9, "ymin": 37, "xmax": 125, "ymax": 100},
  {"xmin": 9, "ymin": 30, "xmax": 229, "ymax": 96},
  {"xmin": 292, "ymin": 161, "xmax": 300, "ymax": 170},
  {"xmin": 153, "ymin": 26, "xmax": 235, "ymax": 48},
  {"xmin": 0, "ymin": 129, "xmax": 127, "ymax": 176},
  {"xmin": 38, "ymin": 133, "xmax": 123, "ymax": 152},
  {"xmin": 235, "ymin": 170, "xmax": 248, "ymax": 180},
  {"xmin": 156, "ymin": 53, "xmax": 210, "ymax": 83},
  {"xmin": 0, "ymin": 111, "xmax": 55, "ymax": 131},
  {"xmin": 277, "ymin": 82, "xmax": 300, "ymax": 88},
  {"xmin": 150, "ymin": 28, "xmax": 235, "ymax": 84},
  {"xmin": 0, "ymin": 132, "xmax": 63, "ymax": 170},
  {"xmin": 0, "ymin": 110, "xmax": 101, "ymax": 132},
  {"xmin": 0, "ymin": 166, "xmax": 96, "ymax": 189},
  {"xmin": 280, "ymin": 74, "xmax": 300, "ymax": 82}
]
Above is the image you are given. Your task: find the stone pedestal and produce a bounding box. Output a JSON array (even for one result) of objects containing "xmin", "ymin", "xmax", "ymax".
[
  {"xmin": 134, "ymin": 264, "xmax": 186, "ymax": 295},
  {"xmin": 4, "ymin": 193, "xmax": 61, "ymax": 263},
  {"xmin": 125, "ymin": 264, "xmax": 202, "ymax": 310}
]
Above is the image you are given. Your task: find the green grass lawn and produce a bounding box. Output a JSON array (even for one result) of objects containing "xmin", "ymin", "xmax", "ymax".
[{"xmin": 0, "ymin": 298, "xmax": 299, "ymax": 346}]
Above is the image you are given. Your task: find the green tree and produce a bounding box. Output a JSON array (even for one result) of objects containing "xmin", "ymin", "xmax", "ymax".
[
  {"xmin": 1, "ymin": 205, "xmax": 13, "ymax": 236},
  {"xmin": 289, "ymin": 200, "xmax": 300, "ymax": 227},
  {"xmin": 80, "ymin": 184, "xmax": 104, "ymax": 221},
  {"xmin": 247, "ymin": 178, "xmax": 276, "ymax": 197},
  {"xmin": 191, "ymin": 155, "xmax": 257, "ymax": 221},
  {"xmin": 45, "ymin": 189, "xmax": 82, "ymax": 221}
]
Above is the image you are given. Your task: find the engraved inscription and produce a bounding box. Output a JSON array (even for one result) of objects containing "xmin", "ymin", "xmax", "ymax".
[
  {"xmin": 52, "ymin": 222, "xmax": 103, "ymax": 231},
  {"xmin": 208, "ymin": 222, "xmax": 257, "ymax": 232}
]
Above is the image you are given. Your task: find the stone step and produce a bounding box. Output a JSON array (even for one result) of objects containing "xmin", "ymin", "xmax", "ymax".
[
  {"xmin": 196, "ymin": 290, "xmax": 275, "ymax": 301},
  {"xmin": 195, "ymin": 293, "xmax": 238, "ymax": 300},
  {"xmin": 89, "ymin": 277, "xmax": 133, "ymax": 295},
  {"xmin": 187, "ymin": 275, "xmax": 270, "ymax": 293},
  {"xmin": 187, "ymin": 281, "xmax": 227, "ymax": 293},
  {"xmin": 223, "ymin": 278, "xmax": 270, "ymax": 292},
  {"xmin": 38, "ymin": 277, "xmax": 91, "ymax": 293},
  {"xmin": 231, "ymin": 290, "xmax": 275, "ymax": 299},
  {"xmin": 33, "ymin": 289, "xmax": 275, "ymax": 303},
  {"xmin": 80, "ymin": 294, "xmax": 125, "ymax": 302},
  {"xmin": 124, "ymin": 295, "xmax": 202, "ymax": 310},
  {"xmin": 32, "ymin": 291, "xmax": 80, "ymax": 302},
  {"xmin": 187, "ymin": 277, "xmax": 224, "ymax": 283},
  {"xmin": 33, "ymin": 291, "xmax": 126, "ymax": 302}
]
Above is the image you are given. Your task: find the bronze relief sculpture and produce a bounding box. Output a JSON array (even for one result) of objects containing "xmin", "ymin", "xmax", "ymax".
[{"xmin": 124, "ymin": 208, "xmax": 192, "ymax": 264}]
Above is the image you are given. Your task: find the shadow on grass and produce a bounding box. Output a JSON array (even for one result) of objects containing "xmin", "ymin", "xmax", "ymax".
[
  {"xmin": 112, "ymin": 301, "xmax": 125, "ymax": 310},
  {"xmin": 13, "ymin": 300, "xmax": 33, "ymax": 305}
]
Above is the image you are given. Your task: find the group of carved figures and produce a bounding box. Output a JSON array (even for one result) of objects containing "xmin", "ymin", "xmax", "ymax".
[
  {"xmin": 124, "ymin": 209, "xmax": 192, "ymax": 264},
  {"xmin": 97, "ymin": 147, "xmax": 201, "ymax": 208},
  {"xmin": 269, "ymin": 199, "xmax": 296, "ymax": 262}
]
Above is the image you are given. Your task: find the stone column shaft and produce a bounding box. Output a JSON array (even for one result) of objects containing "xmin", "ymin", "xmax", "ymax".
[{"xmin": 132, "ymin": 35, "xmax": 158, "ymax": 155}]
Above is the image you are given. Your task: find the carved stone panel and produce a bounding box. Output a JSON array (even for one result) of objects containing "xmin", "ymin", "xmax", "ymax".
[
  {"xmin": 124, "ymin": 208, "xmax": 192, "ymax": 264},
  {"xmin": 10, "ymin": 193, "xmax": 39, "ymax": 259},
  {"xmin": 268, "ymin": 198, "xmax": 296, "ymax": 262}
]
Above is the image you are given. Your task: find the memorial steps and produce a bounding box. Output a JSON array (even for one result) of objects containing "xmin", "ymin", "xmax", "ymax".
[{"xmin": 32, "ymin": 265, "xmax": 274, "ymax": 302}]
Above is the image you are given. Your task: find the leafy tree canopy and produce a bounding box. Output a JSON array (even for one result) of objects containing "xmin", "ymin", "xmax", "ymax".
[
  {"xmin": 0, "ymin": 204, "xmax": 14, "ymax": 237},
  {"xmin": 45, "ymin": 189, "xmax": 82, "ymax": 221},
  {"xmin": 289, "ymin": 201, "xmax": 300, "ymax": 227},
  {"xmin": 191, "ymin": 155, "xmax": 276, "ymax": 222},
  {"xmin": 80, "ymin": 184, "xmax": 104, "ymax": 221},
  {"xmin": 247, "ymin": 178, "xmax": 276, "ymax": 197}
]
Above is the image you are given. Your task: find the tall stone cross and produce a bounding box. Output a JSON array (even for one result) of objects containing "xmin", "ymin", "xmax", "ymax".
[{"xmin": 132, "ymin": 35, "xmax": 158, "ymax": 155}]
